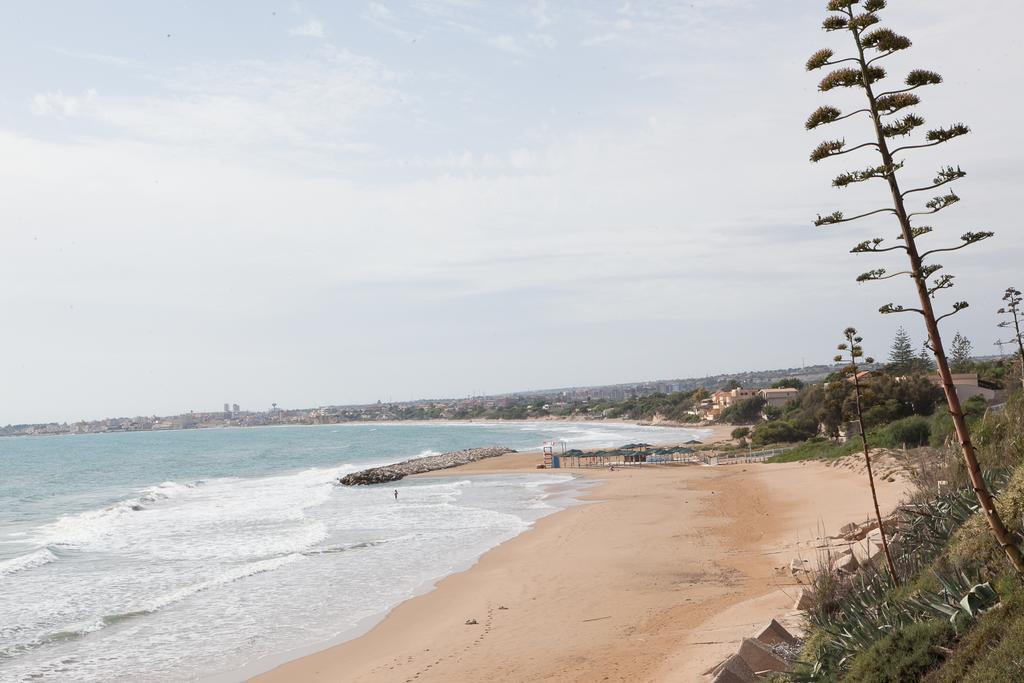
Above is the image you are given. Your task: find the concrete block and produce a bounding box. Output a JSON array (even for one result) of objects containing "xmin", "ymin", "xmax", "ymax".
[
  {"xmin": 832, "ymin": 550, "xmax": 859, "ymax": 574},
  {"xmin": 711, "ymin": 653, "xmax": 758, "ymax": 683},
  {"xmin": 738, "ymin": 637, "xmax": 791, "ymax": 674},
  {"xmin": 794, "ymin": 587, "xmax": 815, "ymax": 611},
  {"xmin": 755, "ymin": 618, "xmax": 797, "ymax": 646}
]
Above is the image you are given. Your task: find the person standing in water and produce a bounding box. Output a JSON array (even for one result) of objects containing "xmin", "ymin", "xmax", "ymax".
[{"xmin": 394, "ymin": 489, "xmax": 398, "ymax": 501}]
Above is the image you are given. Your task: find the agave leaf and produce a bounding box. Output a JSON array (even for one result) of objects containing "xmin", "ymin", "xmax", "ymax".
[{"xmin": 959, "ymin": 582, "xmax": 999, "ymax": 617}]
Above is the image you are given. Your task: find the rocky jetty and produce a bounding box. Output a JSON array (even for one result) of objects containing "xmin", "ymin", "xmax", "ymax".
[{"xmin": 339, "ymin": 447, "xmax": 516, "ymax": 485}]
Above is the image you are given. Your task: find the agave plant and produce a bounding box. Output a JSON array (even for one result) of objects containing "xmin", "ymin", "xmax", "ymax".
[
  {"xmin": 896, "ymin": 470, "xmax": 1010, "ymax": 576},
  {"xmin": 798, "ymin": 568, "xmax": 998, "ymax": 678},
  {"xmin": 905, "ymin": 566, "xmax": 998, "ymax": 632},
  {"xmin": 792, "ymin": 473, "xmax": 1010, "ymax": 679}
]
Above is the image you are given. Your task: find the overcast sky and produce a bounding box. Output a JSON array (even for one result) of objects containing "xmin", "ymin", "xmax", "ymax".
[{"xmin": 1, "ymin": 1, "xmax": 1020, "ymax": 423}]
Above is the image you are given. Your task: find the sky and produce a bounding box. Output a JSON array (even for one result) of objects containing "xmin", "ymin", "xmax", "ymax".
[{"xmin": 1, "ymin": 1, "xmax": 1021, "ymax": 424}]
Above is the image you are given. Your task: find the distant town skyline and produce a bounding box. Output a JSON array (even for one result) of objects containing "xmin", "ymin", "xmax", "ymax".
[
  {"xmin": 2, "ymin": 1, "xmax": 1022, "ymax": 424},
  {"xmin": 4, "ymin": 358, "xmax": 845, "ymax": 433}
]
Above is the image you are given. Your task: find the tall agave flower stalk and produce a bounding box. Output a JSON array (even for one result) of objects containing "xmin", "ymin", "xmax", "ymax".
[
  {"xmin": 805, "ymin": 0, "xmax": 1024, "ymax": 574},
  {"xmin": 835, "ymin": 327, "xmax": 898, "ymax": 584},
  {"xmin": 997, "ymin": 287, "xmax": 1024, "ymax": 390}
]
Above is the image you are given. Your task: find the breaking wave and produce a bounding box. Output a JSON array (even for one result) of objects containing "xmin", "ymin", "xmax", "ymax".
[{"xmin": 0, "ymin": 548, "xmax": 59, "ymax": 577}]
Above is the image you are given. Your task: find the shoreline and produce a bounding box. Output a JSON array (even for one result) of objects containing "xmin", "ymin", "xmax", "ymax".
[
  {"xmin": 337, "ymin": 424, "xmax": 733, "ymax": 485},
  {"xmin": 212, "ymin": 473, "xmax": 590, "ymax": 683},
  {"xmin": 252, "ymin": 443, "xmax": 907, "ymax": 682},
  {"xmin": 1, "ymin": 416, "xmax": 717, "ymax": 440},
  {"xmin": 239, "ymin": 430, "xmax": 729, "ymax": 681}
]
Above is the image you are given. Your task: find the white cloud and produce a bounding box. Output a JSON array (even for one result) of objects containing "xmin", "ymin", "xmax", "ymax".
[
  {"xmin": 412, "ymin": 0, "xmax": 482, "ymax": 18},
  {"xmin": 30, "ymin": 89, "xmax": 97, "ymax": 117},
  {"xmin": 289, "ymin": 19, "xmax": 325, "ymax": 38},
  {"xmin": 49, "ymin": 47, "xmax": 139, "ymax": 68},
  {"xmin": 487, "ymin": 34, "xmax": 526, "ymax": 54},
  {"xmin": 28, "ymin": 50, "xmax": 398, "ymax": 154},
  {"xmin": 530, "ymin": 0, "xmax": 551, "ymax": 28},
  {"xmin": 367, "ymin": 2, "xmax": 396, "ymax": 22},
  {"xmin": 581, "ymin": 32, "xmax": 617, "ymax": 47},
  {"xmin": 364, "ymin": 2, "xmax": 419, "ymax": 41},
  {"xmin": 5, "ymin": 0, "xmax": 1024, "ymax": 422}
]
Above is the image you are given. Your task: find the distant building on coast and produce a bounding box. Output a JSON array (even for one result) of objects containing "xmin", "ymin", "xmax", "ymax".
[
  {"xmin": 853, "ymin": 371, "xmax": 998, "ymax": 404},
  {"xmin": 700, "ymin": 387, "xmax": 760, "ymax": 421},
  {"xmin": 924, "ymin": 373, "xmax": 997, "ymax": 403},
  {"xmin": 758, "ymin": 387, "xmax": 800, "ymax": 408}
]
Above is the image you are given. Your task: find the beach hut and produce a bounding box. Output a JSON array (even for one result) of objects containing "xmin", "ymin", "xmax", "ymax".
[{"xmin": 620, "ymin": 443, "xmax": 651, "ymax": 464}]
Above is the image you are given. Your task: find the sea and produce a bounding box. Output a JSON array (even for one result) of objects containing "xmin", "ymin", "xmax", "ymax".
[{"xmin": 0, "ymin": 421, "xmax": 705, "ymax": 682}]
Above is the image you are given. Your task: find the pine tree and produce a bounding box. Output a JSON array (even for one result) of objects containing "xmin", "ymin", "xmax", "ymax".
[
  {"xmin": 887, "ymin": 326, "xmax": 915, "ymax": 373},
  {"xmin": 806, "ymin": 1, "xmax": 1024, "ymax": 574},
  {"xmin": 949, "ymin": 331, "xmax": 973, "ymax": 373}
]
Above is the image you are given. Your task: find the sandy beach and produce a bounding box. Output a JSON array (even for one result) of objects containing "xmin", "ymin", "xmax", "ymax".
[{"xmin": 254, "ymin": 442, "xmax": 907, "ymax": 682}]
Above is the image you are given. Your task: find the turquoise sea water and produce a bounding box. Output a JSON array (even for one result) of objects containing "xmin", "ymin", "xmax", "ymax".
[{"xmin": 0, "ymin": 421, "xmax": 704, "ymax": 681}]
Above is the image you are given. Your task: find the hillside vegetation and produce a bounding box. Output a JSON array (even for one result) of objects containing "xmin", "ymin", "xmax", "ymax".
[{"xmin": 787, "ymin": 391, "xmax": 1024, "ymax": 681}]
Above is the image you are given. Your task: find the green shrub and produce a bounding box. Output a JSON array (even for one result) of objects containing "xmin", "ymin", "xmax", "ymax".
[
  {"xmin": 730, "ymin": 426, "xmax": 750, "ymax": 440},
  {"xmin": 946, "ymin": 464, "xmax": 1024, "ymax": 576},
  {"xmin": 844, "ymin": 619, "xmax": 954, "ymax": 682},
  {"xmin": 962, "ymin": 395, "xmax": 988, "ymax": 419},
  {"xmin": 789, "ymin": 413, "xmax": 820, "ymax": 437},
  {"xmin": 877, "ymin": 415, "xmax": 931, "ymax": 448},
  {"xmin": 924, "ymin": 583, "xmax": 1024, "ymax": 683},
  {"xmin": 720, "ymin": 396, "xmax": 766, "ymax": 424},
  {"xmin": 766, "ymin": 438, "xmax": 860, "ymax": 462},
  {"xmin": 752, "ymin": 420, "xmax": 811, "ymax": 445},
  {"xmin": 927, "ymin": 390, "xmax": 1022, "ymax": 459},
  {"xmin": 863, "ymin": 400, "xmax": 904, "ymax": 429},
  {"xmin": 928, "ymin": 411, "xmax": 955, "ymax": 447},
  {"xmin": 973, "ymin": 391, "xmax": 1024, "ymax": 468},
  {"xmin": 795, "ymin": 402, "xmax": 1024, "ymax": 680}
]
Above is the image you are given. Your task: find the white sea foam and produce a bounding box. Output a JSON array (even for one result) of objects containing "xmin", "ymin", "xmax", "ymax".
[
  {"xmin": 415, "ymin": 479, "xmax": 473, "ymax": 489},
  {"xmin": 31, "ymin": 466, "xmax": 347, "ymax": 555},
  {"xmin": 521, "ymin": 475, "xmax": 574, "ymax": 488},
  {"xmin": 53, "ymin": 617, "xmax": 107, "ymax": 639},
  {"xmin": 0, "ymin": 547, "xmax": 59, "ymax": 577},
  {"xmin": 138, "ymin": 480, "xmax": 202, "ymax": 503},
  {"xmin": 532, "ymin": 421, "xmax": 709, "ymax": 446},
  {"xmin": 0, "ymin": 426, "xmax": 588, "ymax": 682},
  {"xmin": 33, "ymin": 502, "xmax": 137, "ymax": 548},
  {"xmin": 143, "ymin": 553, "xmax": 306, "ymax": 613},
  {"xmin": 302, "ymin": 539, "xmax": 386, "ymax": 555}
]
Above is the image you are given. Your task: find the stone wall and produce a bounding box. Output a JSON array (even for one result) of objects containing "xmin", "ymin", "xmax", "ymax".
[{"xmin": 339, "ymin": 447, "xmax": 517, "ymax": 485}]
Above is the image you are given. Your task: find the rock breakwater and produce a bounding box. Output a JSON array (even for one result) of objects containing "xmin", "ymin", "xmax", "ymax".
[{"xmin": 339, "ymin": 447, "xmax": 517, "ymax": 485}]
